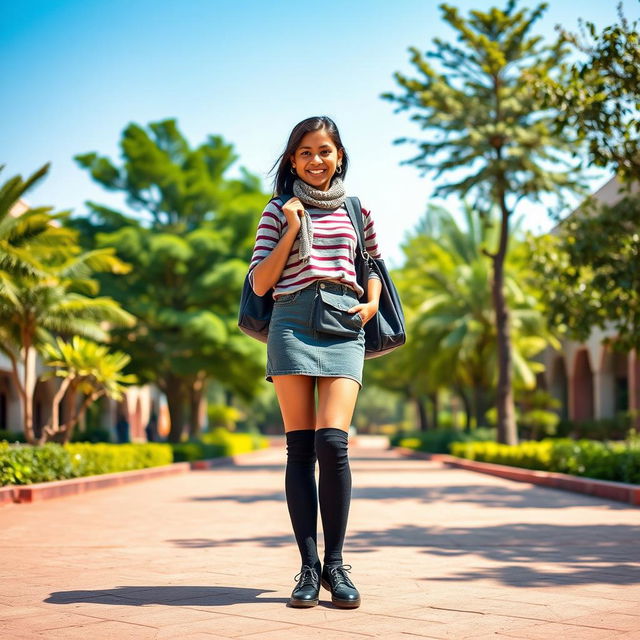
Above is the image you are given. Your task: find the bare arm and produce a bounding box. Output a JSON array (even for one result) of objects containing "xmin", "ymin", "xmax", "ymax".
[
  {"xmin": 251, "ymin": 227, "xmax": 299, "ymax": 296},
  {"xmin": 250, "ymin": 197, "xmax": 304, "ymax": 296},
  {"xmin": 366, "ymin": 276, "xmax": 382, "ymax": 308}
]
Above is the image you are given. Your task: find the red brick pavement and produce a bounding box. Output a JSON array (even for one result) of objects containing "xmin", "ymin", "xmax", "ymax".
[{"xmin": 1, "ymin": 435, "xmax": 640, "ymax": 639}]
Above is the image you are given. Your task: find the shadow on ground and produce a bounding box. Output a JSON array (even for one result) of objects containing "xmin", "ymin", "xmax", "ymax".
[
  {"xmin": 168, "ymin": 522, "xmax": 640, "ymax": 589},
  {"xmin": 187, "ymin": 483, "xmax": 629, "ymax": 510},
  {"xmin": 44, "ymin": 586, "xmax": 288, "ymax": 607}
]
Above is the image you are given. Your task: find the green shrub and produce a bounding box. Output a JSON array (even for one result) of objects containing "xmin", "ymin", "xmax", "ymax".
[
  {"xmin": 450, "ymin": 440, "xmax": 554, "ymax": 470},
  {"xmin": 206, "ymin": 404, "xmax": 242, "ymax": 429},
  {"xmin": 556, "ymin": 412, "xmax": 636, "ymax": 440},
  {"xmin": 518, "ymin": 409, "xmax": 560, "ymax": 438},
  {"xmin": 0, "ymin": 429, "xmax": 26, "ymax": 443},
  {"xmin": 0, "ymin": 428, "xmax": 271, "ymax": 486},
  {"xmin": 200, "ymin": 427, "xmax": 269, "ymax": 454},
  {"xmin": 449, "ymin": 438, "xmax": 640, "ymax": 484},
  {"xmin": 0, "ymin": 442, "xmax": 173, "ymax": 486},
  {"xmin": 390, "ymin": 428, "xmax": 496, "ymax": 454},
  {"xmin": 0, "ymin": 442, "xmax": 73, "ymax": 485},
  {"xmin": 70, "ymin": 424, "xmax": 113, "ymax": 443},
  {"xmin": 66, "ymin": 443, "xmax": 172, "ymax": 476},
  {"xmin": 172, "ymin": 427, "xmax": 269, "ymax": 462},
  {"xmin": 171, "ymin": 442, "xmax": 225, "ymax": 462}
]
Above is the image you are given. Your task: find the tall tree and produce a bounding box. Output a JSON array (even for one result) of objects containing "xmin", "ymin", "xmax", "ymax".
[
  {"xmin": 73, "ymin": 119, "xmax": 269, "ymax": 442},
  {"xmin": 383, "ymin": 1, "xmax": 584, "ymax": 444},
  {"xmin": 394, "ymin": 203, "xmax": 555, "ymax": 430}
]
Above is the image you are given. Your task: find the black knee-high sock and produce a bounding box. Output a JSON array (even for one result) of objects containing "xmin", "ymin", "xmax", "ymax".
[
  {"xmin": 285, "ymin": 430, "xmax": 320, "ymax": 571},
  {"xmin": 315, "ymin": 428, "xmax": 351, "ymax": 567}
]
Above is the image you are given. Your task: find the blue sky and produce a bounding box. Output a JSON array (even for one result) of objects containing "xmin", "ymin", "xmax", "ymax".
[{"xmin": 1, "ymin": 0, "xmax": 635, "ymax": 266}]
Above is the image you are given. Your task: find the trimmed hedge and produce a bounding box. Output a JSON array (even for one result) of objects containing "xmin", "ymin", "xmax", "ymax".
[
  {"xmin": 0, "ymin": 427, "xmax": 270, "ymax": 486},
  {"xmin": 0, "ymin": 442, "xmax": 173, "ymax": 486},
  {"xmin": 171, "ymin": 428, "xmax": 269, "ymax": 462},
  {"xmin": 389, "ymin": 428, "xmax": 496, "ymax": 454},
  {"xmin": 449, "ymin": 438, "xmax": 640, "ymax": 485}
]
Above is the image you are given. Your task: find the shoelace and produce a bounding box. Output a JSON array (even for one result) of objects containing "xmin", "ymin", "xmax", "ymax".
[
  {"xmin": 294, "ymin": 565, "xmax": 319, "ymax": 587},
  {"xmin": 327, "ymin": 564, "xmax": 355, "ymax": 588}
]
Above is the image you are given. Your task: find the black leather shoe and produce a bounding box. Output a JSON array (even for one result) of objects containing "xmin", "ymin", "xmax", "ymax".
[
  {"xmin": 289, "ymin": 564, "xmax": 320, "ymax": 608},
  {"xmin": 321, "ymin": 563, "xmax": 361, "ymax": 608}
]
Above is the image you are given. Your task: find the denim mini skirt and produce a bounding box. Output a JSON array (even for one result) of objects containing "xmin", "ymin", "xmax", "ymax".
[{"xmin": 266, "ymin": 280, "xmax": 366, "ymax": 387}]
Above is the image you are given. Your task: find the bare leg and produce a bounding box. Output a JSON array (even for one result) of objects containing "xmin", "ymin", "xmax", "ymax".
[
  {"xmin": 315, "ymin": 376, "xmax": 360, "ymax": 431},
  {"xmin": 272, "ymin": 374, "xmax": 316, "ymax": 433}
]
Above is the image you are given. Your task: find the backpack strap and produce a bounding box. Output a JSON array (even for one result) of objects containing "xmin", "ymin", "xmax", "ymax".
[
  {"xmin": 273, "ymin": 193, "xmax": 292, "ymax": 207},
  {"xmin": 344, "ymin": 196, "xmax": 370, "ymax": 263}
]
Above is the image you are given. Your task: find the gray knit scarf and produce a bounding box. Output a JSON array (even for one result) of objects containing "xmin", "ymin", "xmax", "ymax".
[{"xmin": 292, "ymin": 177, "xmax": 347, "ymax": 263}]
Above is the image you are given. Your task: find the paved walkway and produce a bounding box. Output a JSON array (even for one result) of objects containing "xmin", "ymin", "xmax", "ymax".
[{"xmin": 1, "ymin": 436, "xmax": 640, "ymax": 640}]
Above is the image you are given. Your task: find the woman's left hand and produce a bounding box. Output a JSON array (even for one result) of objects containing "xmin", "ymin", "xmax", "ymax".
[{"xmin": 348, "ymin": 301, "xmax": 378, "ymax": 326}]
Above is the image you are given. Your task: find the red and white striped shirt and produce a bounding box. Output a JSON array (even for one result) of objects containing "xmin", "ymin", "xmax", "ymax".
[{"xmin": 248, "ymin": 198, "xmax": 382, "ymax": 300}]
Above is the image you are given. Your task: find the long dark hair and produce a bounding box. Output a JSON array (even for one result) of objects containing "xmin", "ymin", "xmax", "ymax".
[{"xmin": 271, "ymin": 116, "xmax": 349, "ymax": 196}]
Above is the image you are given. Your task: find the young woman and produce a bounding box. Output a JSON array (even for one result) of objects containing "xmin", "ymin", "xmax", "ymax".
[{"xmin": 248, "ymin": 116, "xmax": 382, "ymax": 609}]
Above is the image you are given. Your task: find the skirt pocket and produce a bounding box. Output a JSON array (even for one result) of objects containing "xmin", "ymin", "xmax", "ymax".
[{"xmin": 313, "ymin": 288, "xmax": 362, "ymax": 338}]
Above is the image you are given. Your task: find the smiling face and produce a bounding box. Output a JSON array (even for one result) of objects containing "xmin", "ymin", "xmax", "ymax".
[{"xmin": 290, "ymin": 128, "xmax": 344, "ymax": 191}]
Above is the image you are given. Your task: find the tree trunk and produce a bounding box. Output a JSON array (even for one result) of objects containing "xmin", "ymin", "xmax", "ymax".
[
  {"xmin": 3, "ymin": 344, "xmax": 30, "ymax": 441},
  {"xmin": 414, "ymin": 395, "xmax": 429, "ymax": 431},
  {"xmin": 38, "ymin": 376, "xmax": 73, "ymax": 444},
  {"xmin": 428, "ymin": 391, "xmax": 439, "ymax": 429},
  {"xmin": 457, "ymin": 387, "xmax": 472, "ymax": 432},
  {"xmin": 472, "ymin": 383, "xmax": 488, "ymax": 429},
  {"xmin": 61, "ymin": 390, "xmax": 103, "ymax": 444},
  {"xmin": 492, "ymin": 190, "xmax": 518, "ymax": 445},
  {"xmin": 21, "ymin": 339, "xmax": 37, "ymax": 444},
  {"xmin": 164, "ymin": 374, "xmax": 187, "ymax": 443},
  {"xmin": 188, "ymin": 373, "xmax": 206, "ymax": 438}
]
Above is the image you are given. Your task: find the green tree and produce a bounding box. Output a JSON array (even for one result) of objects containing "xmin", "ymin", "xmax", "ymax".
[
  {"xmin": 0, "ymin": 165, "xmax": 134, "ymax": 444},
  {"xmin": 383, "ymin": 1, "xmax": 583, "ymax": 444},
  {"xmin": 533, "ymin": 3, "xmax": 640, "ymax": 186},
  {"xmin": 364, "ymin": 314, "xmax": 439, "ymax": 432},
  {"xmin": 72, "ymin": 119, "xmax": 269, "ymax": 442},
  {"xmin": 40, "ymin": 336, "xmax": 137, "ymax": 444},
  {"xmin": 528, "ymin": 195, "xmax": 640, "ymax": 354},
  {"xmin": 396, "ymin": 203, "xmax": 555, "ymax": 431},
  {"xmin": 0, "ymin": 163, "xmax": 74, "ymax": 282},
  {"xmin": 527, "ymin": 5, "xmax": 640, "ymax": 369}
]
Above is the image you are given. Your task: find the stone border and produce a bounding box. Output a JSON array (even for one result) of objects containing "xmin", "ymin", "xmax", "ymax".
[
  {"xmin": 0, "ymin": 448, "xmax": 272, "ymax": 505},
  {"xmin": 394, "ymin": 447, "xmax": 640, "ymax": 506}
]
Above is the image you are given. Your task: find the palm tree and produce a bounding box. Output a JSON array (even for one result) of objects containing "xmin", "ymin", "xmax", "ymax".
[
  {"xmin": 0, "ymin": 164, "xmax": 136, "ymax": 443},
  {"xmin": 0, "ymin": 250, "xmax": 135, "ymax": 443},
  {"xmin": 399, "ymin": 203, "xmax": 557, "ymax": 431},
  {"xmin": 0, "ymin": 163, "xmax": 75, "ymax": 279},
  {"xmin": 40, "ymin": 336, "xmax": 137, "ymax": 443}
]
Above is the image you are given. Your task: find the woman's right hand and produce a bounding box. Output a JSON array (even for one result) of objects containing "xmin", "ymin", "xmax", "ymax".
[{"xmin": 282, "ymin": 197, "xmax": 304, "ymax": 234}]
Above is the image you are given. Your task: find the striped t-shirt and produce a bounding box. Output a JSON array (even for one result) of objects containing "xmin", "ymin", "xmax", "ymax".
[{"xmin": 248, "ymin": 198, "xmax": 382, "ymax": 300}]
